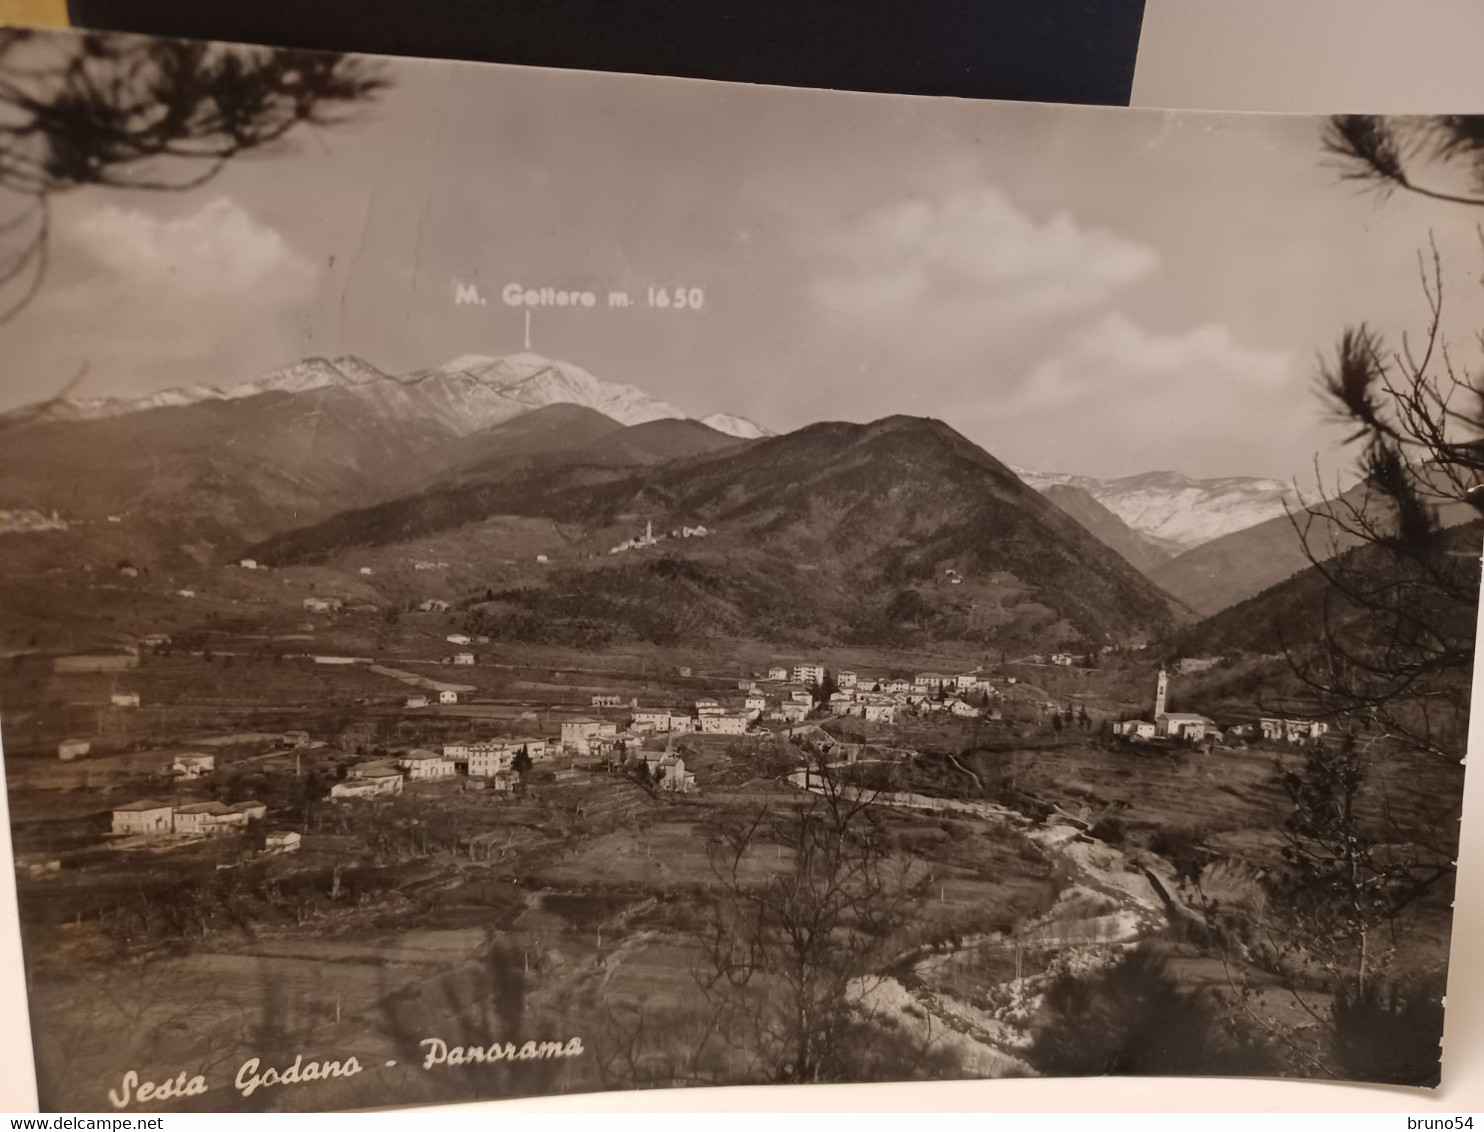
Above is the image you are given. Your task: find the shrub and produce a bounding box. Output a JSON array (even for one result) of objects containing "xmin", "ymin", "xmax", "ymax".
[
  {"xmin": 1026, "ymin": 947, "xmax": 1272, "ymax": 1077},
  {"xmin": 1149, "ymin": 826, "xmax": 1208, "ymax": 884},
  {"xmin": 1331, "ymin": 977, "xmax": 1444, "ymax": 1086}
]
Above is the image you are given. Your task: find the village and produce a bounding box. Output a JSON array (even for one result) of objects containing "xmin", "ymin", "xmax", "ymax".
[{"xmin": 22, "ymin": 612, "xmax": 1333, "ymax": 866}]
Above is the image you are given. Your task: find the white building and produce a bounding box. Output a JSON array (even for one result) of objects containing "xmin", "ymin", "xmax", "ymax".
[
  {"xmin": 767, "ymin": 666, "xmax": 788, "ymax": 682},
  {"xmin": 399, "ymin": 750, "xmax": 456, "ymax": 780},
  {"xmin": 592, "ymin": 694, "xmax": 622, "ymax": 708},
  {"xmin": 172, "ymin": 752, "xmax": 215, "ymax": 779},
  {"xmin": 561, "ymin": 718, "xmax": 618, "ymax": 754},
  {"xmin": 658, "ymin": 754, "xmax": 696, "ymax": 793},
  {"xmin": 439, "ymin": 690, "xmax": 461, "ymax": 705},
  {"xmin": 332, "ymin": 764, "xmax": 404, "ymax": 800},
  {"xmin": 863, "ymin": 701, "xmax": 897, "ymax": 724},
  {"xmin": 447, "ymin": 634, "xmax": 472, "ymax": 645},
  {"xmin": 406, "ymin": 694, "xmax": 430, "ymax": 709},
  {"xmin": 173, "ymin": 801, "xmax": 248, "ymax": 836},
  {"xmin": 699, "ymin": 713, "xmax": 748, "ymax": 736},
  {"xmin": 836, "ymin": 670, "xmax": 858, "ymax": 689},
  {"xmin": 111, "ymin": 800, "xmax": 173, "ymax": 836},
  {"xmin": 744, "ymin": 694, "xmax": 768, "ymax": 718},
  {"xmin": 265, "ymin": 831, "xmax": 302, "ymax": 853},
  {"xmin": 452, "ymin": 652, "xmax": 476, "ymax": 665},
  {"xmin": 631, "ymin": 708, "xmax": 676, "ymax": 731},
  {"xmin": 110, "ymin": 692, "xmax": 141, "ymax": 709},
  {"xmin": 57, "ymin": 738, "xmax": 90, "ymax": 761},
  {"xmin": 791, "ymin": 663, "xmax": 825, "ymax": 686}
]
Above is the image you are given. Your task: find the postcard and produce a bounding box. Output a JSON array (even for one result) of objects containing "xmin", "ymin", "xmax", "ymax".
[{"xmin": 0, "ymin": 25, "xmax": 1474, "ymax": 1113}]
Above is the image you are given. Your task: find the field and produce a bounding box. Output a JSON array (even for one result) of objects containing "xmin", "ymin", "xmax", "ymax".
[{"xmin": 0, "ymin": 558, "xmax": 1464, "ymax": 1111}]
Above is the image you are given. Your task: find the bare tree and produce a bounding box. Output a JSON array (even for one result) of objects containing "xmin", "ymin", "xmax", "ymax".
[
  {"xmin": 690, "ymin": 754, "xmax": 943, "ymax": 1084},
  {"xmin": 0, "ymin": 28, "xmax": 387, "ymax": 332}
]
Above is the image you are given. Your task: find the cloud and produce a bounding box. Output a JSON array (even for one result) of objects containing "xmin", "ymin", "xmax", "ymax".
[
  {"xmin": 806, "ymin": 187, "xmax": 1159, "ymax": 331},
  {"xmin": 28, "ymin": 196, "xmax": 318, "ymax": 396},
  {"xmin": 975, "ymin": 312, "xmax": 1309, "ymax": 477}
]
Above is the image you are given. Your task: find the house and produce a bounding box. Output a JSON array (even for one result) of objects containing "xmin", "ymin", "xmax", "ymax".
[
  {"xmin": 863, "ymin": 702, "xmax": 897, "ymax": 724},
  {"xmin": 173, "ymin": 801, "xmax": 247, "ymax": 836},
  {"xmin": 836, "ymin": 670, "xmax": 858, "ymax": 689},
  {"xmin": 744, "ymin": 694, "xmax": 768, "ymax": 717},
  {"xmin": 630, "ymin": 708, "xmax": 676, "ymax": 732},
  {"xmin": 694, "ymin": 697, "xmax": 720, "ymax": 712},
  {"xmin": 535, "ymin": 554, "xmax": 549, "ymax": 564},
  {"xmin": 779, "ymin": 702, "xmax": 810, "ymax": 723},
  {"xmin": 827, "ymin": 692, "xmax": 854, "ymax": 712},
  {"xmin": 791, "ymin": 663, "xmax": 825, "ymax": 686},
  {"xmin": 398, "ymin": 749, "xmax": 457, "ymax": 780},
  {"xmin": 238, "ymin": 558, "xmax": 259, "ymax": 570},
  {"xmin": 452, "ymin": 652, "xmax": 476, "ymax": 666},
  {"xmin": 171, "ymin": 752, "xmax": 215, "ymax": 779},
  {"xmin": 111, "ymin": 800, "xmax": 173, "ymax": 836},
  {"xmin": 591, "ymin": 694, "xmax": 622, "ymax": 708},
  {"xmin": 1116, "ymin": 720, "xmax": 1158, "ymax": 740},
  {"xmin": 439, "ymin": 690, "xmax": 461, "ymax": 705},
  {"xmin": 406, "ymin": 695, "xmax": 430, "ymax": 709},
  {"xmin": 110, "ymin": 692, "xmax": 141, "ymax": 709},
  {"xmin": 57, "ymin": 738, "xmax": 90, "ymax": 761},
  {"xmin": 657, "ymin": 754, "xmax": 696, "ymax": 793},
  {"xmin": 230, "ymin": 800, "xmax": 267, "ymax": 821},
  {"xmin": 264, "ymin": 831, "xmax": 301, "ymax": 854},
  {"xmin": 176, "ymin": 589, "xmax": 195, "ymax": 599},
  {"xmin": 699, "ymin": 713, "xmax": 748, "ymax": 736},
  {"xmin": 914, "ymin": 672, "xmax": 950, "ymax": 692},
  {"xmin": 419, "ymin": 599, "xmax": 451, "ymax": 613},
  {"xmin": 490, "ymin": 770, "xmax": 518, "ymax": 794},
  {"xmin": 1050, "ymin": 653, "xmax": 1076, "ymax": 667},
  {"xmin": 1260, "ymin": 717, "xmax": 1329, "ymax": 743},
  {"xmin": 332, "ymin": 763, "xmax": 404, "ymax": 800},
  {"xmin": 561, "ymin": 718, "xmax": 618, "ymax": 754},
  {"xmin": 767, "ymin": 666, "xmax": 788, "ymax": 682},
  {"xmin": 447, "ymin": 634, "xmax": 472, "ymax": 646},
  {"xmin": 853, "ymin": 675, "xmax": 880, "ymax": 694},
  {"xmin": 884, "ymin": 679, "xmax": 911, "ymax": 694},
  {"xmin": 789, "ymin": 688, "xmax": 814, "ymax": 706},
  {"xmin": 303, "ymin": 598, "xmax": 333, "ymax": 614},
  {"xmin": 139, "ymin": 633, "xmax": 170, "ymax": 648},
  {"xmin": 948, "ymin": 699, "xmax": 981, "ymax": 718},
  {"xmin": 955, "ymin": 673, "xmax": 980, "ymax": 691},
  {"xmin": 282, "ymin": 730, "xmax": 311, "ymax": 748},
  {"xmin": 1158, "ymin": 712, "xmax": 1212, "ymax": 741},
  {"xmin": 359, "ymin": 567, "xmax": 374, "ymax": 576}
]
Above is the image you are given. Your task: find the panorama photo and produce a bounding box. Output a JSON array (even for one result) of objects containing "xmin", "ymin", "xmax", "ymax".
[{"xmin": 0, "ymin": 26, "xmax": 1477, "ymax": 1113}]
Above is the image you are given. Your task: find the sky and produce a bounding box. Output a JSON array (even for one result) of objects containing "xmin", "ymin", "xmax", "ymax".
[{"xmin": 5, "ymin": 40, "xmax": 1483, "ymax": 484}]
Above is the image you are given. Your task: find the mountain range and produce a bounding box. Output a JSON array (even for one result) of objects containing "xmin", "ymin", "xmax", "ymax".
[
  {"xmin": 249, "ymin": 415, "xmax": 1180, "ymax": 649},
  {"xmin": 22, "ymin": 352, "xmax": 773, "ymax": 440},
  {"xmin": 1, "ymin": 349, "xmax": 1390, "ymax": 629},
  {"xmin": 1014, "ymin": 468, "xmax": 1301, "ymax": 554}
]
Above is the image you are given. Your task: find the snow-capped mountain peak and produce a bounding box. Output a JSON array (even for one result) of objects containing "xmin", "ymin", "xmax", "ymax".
[
  {"xmin": 701, "ymin": 412, "xmax": 772, "ymax": 440},
  {"xmin": 1015, "ymin": 466, "xmax": 1301, "ymax": 552},
  {"xmin": 21, "ymin": 352, "xmax": 764, "ymax": 439}
]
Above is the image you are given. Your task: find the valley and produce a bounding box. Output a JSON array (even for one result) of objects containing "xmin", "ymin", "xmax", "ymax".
[{"xmin": 0, "ymin": 351, "xmax": 1466, "ymax": 1110}]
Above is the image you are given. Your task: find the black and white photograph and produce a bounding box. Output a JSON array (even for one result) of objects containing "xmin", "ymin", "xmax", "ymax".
[{"xmin": 0, "ymin": 23, "xmax": 1476, "ymax": 1113}]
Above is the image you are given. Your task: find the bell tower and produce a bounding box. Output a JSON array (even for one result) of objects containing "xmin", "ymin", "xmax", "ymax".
[{"xmin": 1154, "ymin": 667, "xmax": 1168, "ymax": 718}]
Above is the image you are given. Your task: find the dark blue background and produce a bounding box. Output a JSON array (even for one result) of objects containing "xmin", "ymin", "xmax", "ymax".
[{"xmin": 65, "ymin": 0, "xmax": 1147, "ymax": 105}]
